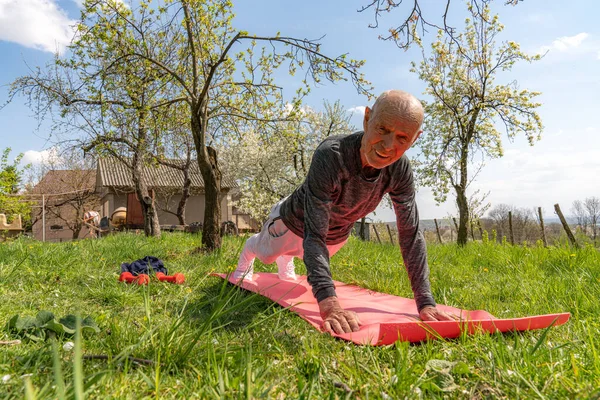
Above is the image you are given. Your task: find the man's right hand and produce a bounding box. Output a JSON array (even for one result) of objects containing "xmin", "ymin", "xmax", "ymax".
[{"xmin": 318, "ymin": 296, "xmax": 361, "ymax": 334}]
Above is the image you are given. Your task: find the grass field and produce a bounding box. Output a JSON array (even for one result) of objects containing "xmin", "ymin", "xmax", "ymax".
[{"xmin": 0, "ymin": 233, "xmax": 599, "ymax": 399}]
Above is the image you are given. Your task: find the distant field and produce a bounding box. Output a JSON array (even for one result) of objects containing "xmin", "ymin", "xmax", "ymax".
[{"xmin": 1, "ymin": 233, "xmax": 599, "ymax": 399}]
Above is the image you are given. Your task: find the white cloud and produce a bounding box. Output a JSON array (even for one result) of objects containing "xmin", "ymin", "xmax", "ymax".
[
  {"xmin": 347, "ymin": 106, "xmax": 366, "ymax": 116},
  {"xmin": 21, "ymin": 148, "xmax": 62, "ymax": 166},
  {"xmin": 0, "ymin": 0, "xmax": 76, "ymax": 53},
  {"xmin": 539, "ymin": 32, "xmax": 589, "ymax": 54}
]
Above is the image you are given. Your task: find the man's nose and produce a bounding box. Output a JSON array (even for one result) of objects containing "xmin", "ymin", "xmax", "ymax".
[{"xmin": 383, "ymin": 134, "xmax": 395, "ymax": 150}]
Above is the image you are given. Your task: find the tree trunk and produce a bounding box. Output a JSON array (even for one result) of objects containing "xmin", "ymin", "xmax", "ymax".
[
  {"xmin": 132, "ymin": 154, "xmax": 160, "ymax": 237},
  {"xmin": 176, "ymin": 171, "xmax": 191, "ymax": 225},
  {"xmin": 72, "ymin": 223, "xmax": 82, "ymax": 240},
  {"xmin": 197, "ymin": 146, "xmax": 222, "ymax": 251},
  {"xmin": 455, "ymin": 111, "xmax": 479, "ymax": 247},
  {"xmin": 455, "ymin": 186, "xmax": 469, "ymax": 246},
  {"xmin": 189, "ymin": 100, "xmax": 223, "ymax": 251}
]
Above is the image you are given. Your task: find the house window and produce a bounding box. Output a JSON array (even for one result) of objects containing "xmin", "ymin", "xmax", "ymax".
[{"xmin": 50, "ymin": 225, "xmax": 64, "ymax": 231}]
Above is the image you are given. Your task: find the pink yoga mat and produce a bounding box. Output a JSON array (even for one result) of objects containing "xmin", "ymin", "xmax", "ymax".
[{"xmin": 214, "ymin": 272, "xmax": 570, "ymax": 345}]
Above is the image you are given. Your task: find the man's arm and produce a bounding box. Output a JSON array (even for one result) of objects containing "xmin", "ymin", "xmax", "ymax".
[
  {"xmin": 389, "ymin": 160, "xmax": 454, "ymax": 321},
  {"xmin": 303, "ymin": 146, "xmax": 361, "ymax": 333}
]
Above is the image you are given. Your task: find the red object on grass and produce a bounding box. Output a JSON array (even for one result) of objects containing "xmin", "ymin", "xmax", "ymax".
[
  {"xmin": 156, "ymin": 272, "xmax": 185, "ymax": 284},
  {"xmin": 214, "ymin": 272, "xmax": 570, "ymax": 346},
  {"xmin": 119, "ymin": 272, "xmax": 149, "ymax": 285}
]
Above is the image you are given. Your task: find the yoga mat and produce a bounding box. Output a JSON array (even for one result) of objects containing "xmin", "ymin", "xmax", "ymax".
[{"xmin": 214, "ymin": 272, "xmax": 570, "ymax": 345}]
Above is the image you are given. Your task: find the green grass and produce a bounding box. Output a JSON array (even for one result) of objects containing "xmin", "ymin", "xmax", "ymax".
[{"xmin": 0, "ymin": 233, "xmax": 599, "ymax": 399}]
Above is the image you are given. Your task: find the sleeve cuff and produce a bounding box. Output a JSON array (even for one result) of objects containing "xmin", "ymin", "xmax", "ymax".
[
  {"xmin": 315, "ymin": 287, "xmax": 337, "ymax": 303},
  {"xmin": 416, "ymin": 298, "xmax": 437, "ymax": 313}
]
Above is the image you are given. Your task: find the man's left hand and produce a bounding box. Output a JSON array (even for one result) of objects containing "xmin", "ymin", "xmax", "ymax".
[{"xmin": 419, "ymin": 306, "xmax": 458, "ymax": 321}]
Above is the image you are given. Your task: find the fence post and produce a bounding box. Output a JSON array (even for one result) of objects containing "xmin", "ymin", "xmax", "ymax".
[
  {"xmin": 537, "ymin": 206, "xmax": 548, "ymax": 247},
  {"xmin": 359, "ymin": 217, "xmax": 366, "ymax": 241},
  {"xmin": 42, "ymin": 194, "xmax": 45, "ymax": 242},
  {"xmin": 508, "ymin": 211, "xmax": 515, "ymax": 245},
  {"xmin": 386, "ymin": 224, "xmax": 394, "ymax": 244},
  {"xmin": 554, "ymin": 203, "xmax": 579, "ymax": 248},
  {"xmin": 434, "ymin": 218, "xmax": 443, "ymax": 243},
  {"xmin": 373, "ymin": 224, "xmax": 382, "ymax": 244}
]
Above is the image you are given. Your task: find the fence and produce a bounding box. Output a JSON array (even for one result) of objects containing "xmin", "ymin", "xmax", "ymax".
[{"xmin": 357, "ymin": 203, "xmax": 596, "ymax": 248}]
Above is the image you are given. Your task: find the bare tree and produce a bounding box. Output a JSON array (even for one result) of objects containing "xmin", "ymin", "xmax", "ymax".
[
  {"xmin": 359, "ymin": 0, "xmax": 523, "ymax": 50},
  {"xmin": 584, "ymin": 197, "xmax": 600, "ymax": 244},
  {"xmin": 488, "ymin": 204, "xmax": 538, "ymax": 244},
  {"xmin": 30, "ymin": 149, "xmax": 100, "ymax": 240},
  {"xmin": 571, "ymin": 199, "xmax": 588, "ymax": 233}
]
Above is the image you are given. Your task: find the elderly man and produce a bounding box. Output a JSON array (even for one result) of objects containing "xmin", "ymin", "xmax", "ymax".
[{"xmin": 233, "ymin": 90, "xmax": 454, "ymax": 334}]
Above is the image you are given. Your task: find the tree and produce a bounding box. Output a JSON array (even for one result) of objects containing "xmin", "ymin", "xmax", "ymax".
[
  {"xmin": 488, "ymin": 203, "xmax": 538, "ymax": 243},
  {"xmin": 583, "ymin": 197, "xmax": 600, "ymax": 244},
  {"xmin": 7, "ymin": 0, "xmax": 370, "ymax": 250},
  {"xmin": 571, "ymin": 200, "xmax": 588, "ymax": 232},
  {"xmin": 467, "ymin": 189, "xmax": 490, "ymax": 238},
  {"xmin": 85, "ymin": 0, "xmax": 370, "ymax": 250},
  {"xmin": 218, "ymin": 100, "xmax": 354, "ymax": 223},
  {"xmin": 0, "ymin": 148, "xmax": 32, "ymax": 224},
  {"xmin": 153, "ymin": 104, "xmax": 197, "ymax": 226},
  {"xmin": 359, "ymin": 0, "xmax": 522, "ymax": 50},
  {"xmin": 411, "ymin": 4, "xmax": 543, "ymax": 245},
  {"xmin": 7, "ymin": 0, "xmax": 168, "ymax": 237},
  {"xmin": 28, "ymin": 148, "xmax": 100, "ymax": 240}
]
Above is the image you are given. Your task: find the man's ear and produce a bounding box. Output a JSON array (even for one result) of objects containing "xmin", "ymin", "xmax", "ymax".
[
  {"xmin": 411, "ymin": 129, "xmax": 423, "ymax": 146},
  {"xmin": 363, "ymin": 106, "xmax": 371, "ymax": 131}
]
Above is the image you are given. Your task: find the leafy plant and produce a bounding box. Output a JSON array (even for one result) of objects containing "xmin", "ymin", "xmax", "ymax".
[{"xmin": 6, "ymin": 311, "xmax": 99, "ymax": 341}]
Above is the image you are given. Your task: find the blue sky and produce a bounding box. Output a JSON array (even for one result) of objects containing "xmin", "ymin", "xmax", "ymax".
[{"xmin": 1, "ymin": 0, "xmax": 599, "ymax": 221}]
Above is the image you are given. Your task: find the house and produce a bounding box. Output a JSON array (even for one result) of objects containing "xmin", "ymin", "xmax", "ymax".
[
  {"xmin": 31, "ymin": 169, "xmax": 100, "ymax": 242},
  {"xmin": 96, "ymin": 158, "xmax": 237, "ymax": 228}
]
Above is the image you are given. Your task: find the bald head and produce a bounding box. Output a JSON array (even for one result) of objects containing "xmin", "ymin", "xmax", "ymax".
[
  {"xmin": 360, "ymin": 90, "xmax": 424, "ymax": 170},
  {"xmin": 370, "ymin": 90, "xmax": 424, "ymax": 130}
]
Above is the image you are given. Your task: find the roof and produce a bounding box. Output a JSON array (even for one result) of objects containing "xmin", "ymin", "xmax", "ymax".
[
  {"xmin": 97, "ymin": 157, "xmax": 237, "ymax": 190},
  {"xmin": 32, "ymin": 170, "xmax": 96, "ymax": 195}
]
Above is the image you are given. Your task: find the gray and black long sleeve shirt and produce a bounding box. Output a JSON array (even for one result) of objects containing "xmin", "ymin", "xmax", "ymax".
[{"xmin": 280, "ymin": 132, "xmax": 436, "ymax": 312}]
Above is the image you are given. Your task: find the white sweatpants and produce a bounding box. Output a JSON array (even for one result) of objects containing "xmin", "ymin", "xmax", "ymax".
[{"xmin": 235, "ymin": 199, "xmax": 346, "ymax": 278}]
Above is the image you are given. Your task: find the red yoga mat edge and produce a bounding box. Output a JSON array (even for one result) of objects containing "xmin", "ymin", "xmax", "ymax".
[{"xmin": 212, "ymin": 272, "xmax": 570, "ymax": 345}]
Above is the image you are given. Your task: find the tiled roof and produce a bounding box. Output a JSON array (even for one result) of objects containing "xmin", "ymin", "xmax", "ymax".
[
  {"xmin": 32, "ymin": 170, "xmax": 96, "ymax": 194},
  {"xmin": 97, "ymin": 158, "xmax": 237, "ymax": 190}
]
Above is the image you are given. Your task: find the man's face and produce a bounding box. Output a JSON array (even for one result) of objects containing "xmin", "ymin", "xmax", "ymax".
[{"xmin": 360, "ymin": 105, "xmax": 423, "ymax": 169}]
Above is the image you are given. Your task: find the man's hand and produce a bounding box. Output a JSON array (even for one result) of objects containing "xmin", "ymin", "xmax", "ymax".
[
  {"xmin": 419, "ymin": 306, "xmax": 458, "ymax": 321},
  {"xmin": 319, "ymin": 297, "xmax": 361, "ymax": 334}
]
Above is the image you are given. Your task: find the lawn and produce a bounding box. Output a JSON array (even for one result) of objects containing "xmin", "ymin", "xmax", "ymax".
[{"xmin": 0, "ymin": 233, "xmax": 599, "ymax": 399}]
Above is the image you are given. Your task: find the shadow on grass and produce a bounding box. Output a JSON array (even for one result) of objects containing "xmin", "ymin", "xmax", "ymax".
[{"xmin": 180, "ymin": 279, "xmax": 276, "ymax": 332}]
